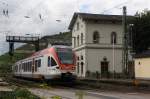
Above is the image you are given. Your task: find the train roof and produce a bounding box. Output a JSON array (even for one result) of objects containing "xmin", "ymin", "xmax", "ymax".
[{"xmin": 15, "ymin": 45, "xmax": 72, "ymax": 63}]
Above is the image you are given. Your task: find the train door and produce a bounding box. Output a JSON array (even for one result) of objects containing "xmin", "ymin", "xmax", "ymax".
[
  {"xmin": 35, "ymin": 59, "xmax": 41, "ymax": 72},
  {"xmin": 48, "ymin": 56, "xmax": 58, "ymax": 73}
]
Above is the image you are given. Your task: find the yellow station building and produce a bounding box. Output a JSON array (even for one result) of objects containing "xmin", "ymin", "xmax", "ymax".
[{"xmin": 134, "ymin": 51, "xmax": 150, "ymax": 80}]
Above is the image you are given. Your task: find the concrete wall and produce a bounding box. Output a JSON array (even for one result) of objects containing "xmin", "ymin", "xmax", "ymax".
[
  {"xmin": 72, "ymin": 15, "xmax": 124, "ymax": 77},
  {"xmin": 135, "ymin": 58, "xmax": 150, "ymax": 79},
  {"xmin": 86, "ymin": 48, "xmax": 122, "ymax": 73},
  {"xmin": 86, "ymin": 22, "xmax": 123, "ymax": 44},
  {"xmin": 75, "ymin": 49, "xmax": 86, "ymax": 77},
  {"xmin": 72, "ymin": 16, "xmax": 86, "ymax": 48}
]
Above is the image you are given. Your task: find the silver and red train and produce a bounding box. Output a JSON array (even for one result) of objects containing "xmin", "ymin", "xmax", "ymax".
[{"xmin": 12, "ymin": 45, "xmax": 76, "ymax": 80}]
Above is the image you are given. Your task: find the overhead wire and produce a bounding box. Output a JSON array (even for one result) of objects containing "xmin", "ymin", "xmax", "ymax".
[{"xmin": 101, "ymin": 1, "xmax": 130, "ymax": 14}]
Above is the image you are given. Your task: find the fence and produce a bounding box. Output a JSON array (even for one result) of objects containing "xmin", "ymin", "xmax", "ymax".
[{"xmin": 85, "ymin": 71, "xmax": 135, "ymax": 79}]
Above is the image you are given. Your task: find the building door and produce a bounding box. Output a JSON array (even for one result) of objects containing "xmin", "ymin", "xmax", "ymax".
[
  {"xmin": 101, "ymin": 61, "xmax": 109, "ymax": 78},
  {"xmin": 128, "ymin": 61, "xmax": 135, "ymax": 78}
]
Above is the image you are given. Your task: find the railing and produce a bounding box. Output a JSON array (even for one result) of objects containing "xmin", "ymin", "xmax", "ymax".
[{"xmin": 6, "ymin": 36, "xmax": 39, "ymax": 42}]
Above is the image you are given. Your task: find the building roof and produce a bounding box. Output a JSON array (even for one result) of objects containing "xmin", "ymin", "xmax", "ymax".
[
  {"xmin": 68, "ymin": 12, "xmax": 133, "ymax": 30},
  {"xmin": 134, "ymin": 50, "xmax": 150, "ymax": 58}
]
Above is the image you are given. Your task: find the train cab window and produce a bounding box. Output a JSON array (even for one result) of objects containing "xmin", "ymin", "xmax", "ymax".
[{"xmin": 51, "ymin": 57, "xmax": 57, "ymax": 66}]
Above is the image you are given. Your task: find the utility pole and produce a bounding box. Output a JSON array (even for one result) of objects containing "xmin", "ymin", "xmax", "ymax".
[{"xmin": 122, "ymin": 6, "xmax": 128, "ymax": 76}]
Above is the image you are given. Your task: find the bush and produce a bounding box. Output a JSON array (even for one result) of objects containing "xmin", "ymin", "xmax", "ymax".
[
  {"xmin": 0, "ymin": 88, "xmax": 40, "ymax": 99},
  {"xmin": 95, "ymin": 71, "xmax": 100, "ymax": 79},
  {"xmin": 86, "ymin": 70, "xmax": 91, "ymax": 77},
  {"xmin": 14, "ymin": 87, "xmax": 40, "ymax": 99}
]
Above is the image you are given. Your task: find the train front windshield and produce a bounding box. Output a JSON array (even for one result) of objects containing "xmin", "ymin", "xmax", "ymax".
[{"xmin": 56, "ymin": 48, "xmax": 74, "ymax": 64}]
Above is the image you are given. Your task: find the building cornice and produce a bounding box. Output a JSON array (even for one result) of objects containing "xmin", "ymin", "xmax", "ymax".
[{"xmin": 73, "ymin": 43, "xmax": 123, "ymax": 51}]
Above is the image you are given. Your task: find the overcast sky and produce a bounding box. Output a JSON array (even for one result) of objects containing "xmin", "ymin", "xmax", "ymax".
[{"xmin": 0, "ymin": 0, "xmax": 150, "ymax": 36}]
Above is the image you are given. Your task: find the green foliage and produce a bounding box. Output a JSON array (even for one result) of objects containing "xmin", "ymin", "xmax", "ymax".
[
  {"xmin": 132, "ymin": 10, "xmax": 150, "ymax": 53},
  {"xmin": 0, "ymin": 52, "xmax": 30, "ymax": 76},
  {"xmin": 0, "ymin": 88, "xmax": 40, "ymax": 99},
  {"xmin": 14, "ymin": 88, "xmax": 40, "ymax": 99},
  {"xmin": 51, "ymin": 96, "xmax": 62, "ymax": 99},
  {"xmin": 75, "ymin": 90, "xmax": 85, "ymax": 99}
]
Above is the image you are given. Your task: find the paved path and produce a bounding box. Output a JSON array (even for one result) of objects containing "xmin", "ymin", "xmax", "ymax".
[
  {"xmin": 29, "ymin": 88, "xmax": 150, "ymax": 99},
  {"xmin": 0, "ymin": 78, "xmax": 11, "ymax": 91},
  {"xmin": 0, "ymin": 86, "xmax": 12, "ymax": 91}
]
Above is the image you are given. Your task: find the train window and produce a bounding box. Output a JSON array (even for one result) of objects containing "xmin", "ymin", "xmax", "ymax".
[
  {"xmin": 28, "ymin": 62, "xmax": 30, "ymax": 71},
  {"xmin": 48, "ymin": 56, "xmax": 50, "ymax": 67},
  {"xmin": 35, "ymin": 60, "xmax": 38, "ymax": 72},
  {"xmin": 24, "ymin": 63, "xmax": 25, "ymax": 72},
  {"xmin": 38, "ymin": 59, "xmax": 41, "ymax": 67},
  {"xmin": 28, "ymin": 62, "xmax": 30, "ymax": 72},
  {"xmin": 16, "ymin": 65, "xmax": 18, "ymax": 72},
  {"xmin": 22, "ymin": 63, "xmax": 23, "ymax": 71},
  {"xmin": 26, "ymin": 62, "xmax": 27, "ymax": 72},
  {"xmin": 15, "ymin": 65, "xmax": 18, "ymax": 72},
  {"xmin": 23, "ymin": 63, "xmax": 25, "ymax": 72},
  {"xmin": 23, "ymin": 63, "xmax": 24, "ymax": 72},
  {"xmin": 30, "ymin": 61, "xmax": 32, "ymax": 71},
  {"xmin": 77, "ymin": 62, "xmax": 79, "ymax": 74},
  {"xmin": 27, "ymin": 62, "xmax": 28, "ymax": 72},
  {"xmin": 19, "ymin": 64, "xmax": 21, "ymax": 72},
  {"xmin": 51, "ymin": 57, "xmax": 57, "ymax": 66},
  {"xmin": 27, "ymin": 62, "xmax": 29, "ymax": 72},
  {"xmin": 29, "ymin": 61, "xmax": 32, "ymax": 72},
  {"xmin": 25, "ymin": 63, "xmax": 27, "ymax": 72}
]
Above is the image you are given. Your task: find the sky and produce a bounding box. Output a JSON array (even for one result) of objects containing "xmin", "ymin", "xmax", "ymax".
[
  {"xmin": 0, "ymin": 0, "xmax": 150, "ymax": 54},
  {"xmin": 0, "ymin": 0, "xmax": 150, "ymax": 36}
]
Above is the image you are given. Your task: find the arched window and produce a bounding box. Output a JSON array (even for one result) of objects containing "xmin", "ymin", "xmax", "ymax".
[
  {"xmin": 74, "ymin": 37, "xmax": 76, "ymax": 47},
  {"xmin": 81, "ymin": 33, "xmax": 83, "ymax": 44},
  {"xmin": 77, "ymin": 35, "xmax": 79, "ymax": 46},
  {"xmin": 93, "ymin": 31, "xmax": 99, "ymax": 43},
  {"xmin": 111, "ymin": 32, "xmax": 117, "ymax": 44}
]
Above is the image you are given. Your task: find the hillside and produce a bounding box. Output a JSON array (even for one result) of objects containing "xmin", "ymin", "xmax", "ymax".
[{"xmin": 0, "ymin": 31, "xmax": 72, "ymax": 76}]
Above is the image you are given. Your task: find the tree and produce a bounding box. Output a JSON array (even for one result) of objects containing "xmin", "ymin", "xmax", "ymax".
[{"xmin": 132, "ymin": 10, "xmax": 150, "ymax": 53}]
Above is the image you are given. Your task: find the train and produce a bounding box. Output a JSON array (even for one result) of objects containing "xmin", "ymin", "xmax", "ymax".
[{"xmin": 12, "ymin": 45, "xmax": 76, "ymax": 81}]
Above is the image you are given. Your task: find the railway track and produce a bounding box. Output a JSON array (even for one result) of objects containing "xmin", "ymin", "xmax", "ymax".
[
  {"xmin": 5, "ymin": 77, "xmax": 150, "ymax": 93},
  {"xmin": 3, "ymin": 77, "xmax": 150, "ymax": 99}
]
